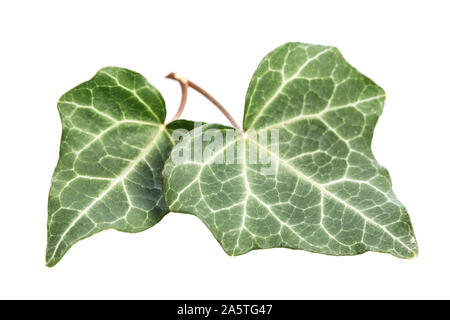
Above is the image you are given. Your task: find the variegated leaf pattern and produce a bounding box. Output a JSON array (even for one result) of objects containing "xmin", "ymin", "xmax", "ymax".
[
  {"xmin": 47, "ymin": 67, "xmax": 194, "ymax": 266},
  {"xmin": 162, "ymin": 43, "xmax": 418, "ymax": 259}
]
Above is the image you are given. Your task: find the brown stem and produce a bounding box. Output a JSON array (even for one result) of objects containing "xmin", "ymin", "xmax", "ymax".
[
  {"xmin": 166, "ymin": 72, "xmax": 241, "ymax": 131},
  {"xmin": 168, "ymin": 73, "xmax": 188, "ymax": 122}
]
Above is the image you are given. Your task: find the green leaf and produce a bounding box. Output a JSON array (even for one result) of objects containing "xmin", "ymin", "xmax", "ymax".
[
  {"xmin": 47, "ymin": 67, "xmax": 195, "ymax": 267},
  {"xmin": 162, "ymin": 42, "xmax": 418, "ymax": 259}
]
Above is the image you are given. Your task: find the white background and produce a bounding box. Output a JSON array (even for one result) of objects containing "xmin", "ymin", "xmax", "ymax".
[{"xmin": 0, "ymin": 0, "xmax": 449, "ymax": 299}]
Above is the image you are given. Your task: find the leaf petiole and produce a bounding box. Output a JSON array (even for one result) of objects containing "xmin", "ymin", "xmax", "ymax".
[
  {"xmin": 166, "ymin": 72, "xmax": 241, "ymax": 131},
  {"xmin": 167, "ymin": 73, "xmax": 189, "ymax": 122}
]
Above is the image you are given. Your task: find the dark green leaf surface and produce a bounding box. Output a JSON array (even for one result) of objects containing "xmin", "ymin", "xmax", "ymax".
[
  {"xmin": 47, "ymin": 67, "xmax": 193, "ymax": 267},
  {"xmin": 162, "ymin": 42, "xmax": 418, "ymax": 258}
]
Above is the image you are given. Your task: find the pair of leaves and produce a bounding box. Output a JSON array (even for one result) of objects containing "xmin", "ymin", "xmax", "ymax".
[{"xmin": 47, "ymin": 42, "xmax": 418, "ymax": 266}]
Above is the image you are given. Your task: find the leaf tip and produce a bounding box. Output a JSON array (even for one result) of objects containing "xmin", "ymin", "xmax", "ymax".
[
  {"xmin": 408, "ymin": 250, "xmax": 419, "ymax": 260},
  {"xmin": 45, "ymin": 259, "xmax": 56, "ymax": 268},
  {"xmin": 45, "ymin": 247, "xmax": 61, "ymax": 268}
]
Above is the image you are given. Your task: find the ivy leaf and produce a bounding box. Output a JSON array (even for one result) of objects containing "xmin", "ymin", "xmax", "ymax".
[
  {"xmin": 47, "ymin": 67, "xmax": 195, "ymax": 267},
  {"xmin": 162, "ymin": 42, "xmax": 418, "ymax": 258}
]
